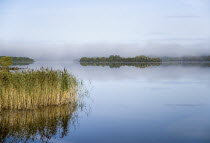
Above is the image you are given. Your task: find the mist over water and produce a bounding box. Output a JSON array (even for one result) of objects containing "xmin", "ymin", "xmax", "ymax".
[{"xmin": 1, "ymin": 42, "xmax": 210, "ymax": 61}]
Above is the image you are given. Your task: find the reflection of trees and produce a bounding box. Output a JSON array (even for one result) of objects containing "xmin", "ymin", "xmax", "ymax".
[
  {"xmin": 80, "ymin": 62, "xmax": 210, "ymax": 68},
  {"xmin": 80, "ymin": 62, "xmax": 161, "ymax": 68},
  {"xmin": 161, "ymin": 62, "xmax": 210, "ymax": 67},
  {"xmin": 0, "ymin": 104, "xmax": 79, "ymax": 143},
  {"xmin": 80, "ymin": 55, "xmax": 162, "ymax": 62},
  {"xmin": 12, "ymin": 62, "xmax": 33, "ymax": 66}
]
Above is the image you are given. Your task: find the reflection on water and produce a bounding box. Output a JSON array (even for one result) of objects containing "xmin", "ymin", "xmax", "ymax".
[
  {"xmin": 0, "ymin": 104, "xmax": 79, "ymax": 143},
  {"xmin": 80, "ymin": 62, "xmax": 210, "ymax": 68},
  {"xmin": 161, "ymin": 62, "xmax": 210, "ymax": 67},
  {"xmin": 80, "ymin": 62, "xmax": 161, "ymax": 68},
  {"xmin": 12, "ymin": 62, "xmax": 34, "ymax": 66}
]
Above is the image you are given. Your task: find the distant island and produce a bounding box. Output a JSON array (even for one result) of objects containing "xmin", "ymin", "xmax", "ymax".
[
  {"xmin": 80, "ymin": 55, "xmax": 162, "ymax": 63},
  {"xmin": 0, "ymin": 56, "xmax": 34, "ymax": 65},
  {"xmin": 0, "ymin": 56, "xmax": 34, "ymax": 62},
  {"xmin": 0, "ymin": 56, "xmax": 35, "ymax": 70},
  {"xmin": 80, "ymin": 55, "xmax": 210, "ymax": 63}
]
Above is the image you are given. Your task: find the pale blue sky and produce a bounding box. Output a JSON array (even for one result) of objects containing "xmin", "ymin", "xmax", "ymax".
[{"xmin": 0, "ymin": 0, "xmax": 210, "ymax": 59}]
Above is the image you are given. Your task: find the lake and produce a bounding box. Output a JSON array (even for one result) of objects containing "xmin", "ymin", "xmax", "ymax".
[{"xmin": 1, "ymin": 62, "xmax": 210, "ymax": 143}]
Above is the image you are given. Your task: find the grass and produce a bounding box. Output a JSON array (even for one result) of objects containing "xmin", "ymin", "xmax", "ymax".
[{"xmin": 0, "ymin": 68, "xmax": 78, "ymax": 110}]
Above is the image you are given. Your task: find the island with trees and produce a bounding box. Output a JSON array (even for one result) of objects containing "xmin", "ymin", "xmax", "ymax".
[
  {"xmin": 0, "ymin": 56, "xmax": 34, "ymax": 66},
  {"xmin": 0, "ymin": 56, "xmax": 34, "ymax": 63},
  {"xmin": 80, "ymin": 55, "xmax": 210, "ymax": 63},
  {"xmin": 79, "ymin": 55, "xmax": 210, "ymax": 68},
  {"xmin": 80, "ymin": 55, "xmax": 162, "ymax": 63},
  {"xmin": 0, "ymin": 56, "xmax": 35, "ymax": 70}
]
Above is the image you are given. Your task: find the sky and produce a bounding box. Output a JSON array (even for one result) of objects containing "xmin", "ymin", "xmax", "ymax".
[{"xmin": 0, "ymin": 0, "xmax": 210, "ymax": 60}]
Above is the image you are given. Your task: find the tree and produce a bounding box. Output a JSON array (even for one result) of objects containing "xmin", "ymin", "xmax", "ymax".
[{"xmin": 0, "ymin": 57, "xmax": 13, "ymax": 67}]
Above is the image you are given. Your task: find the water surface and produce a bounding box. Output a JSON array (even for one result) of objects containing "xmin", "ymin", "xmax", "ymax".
[{"xmin": 2, "ymin": 62, "xmax": 210, "ymax": 143}]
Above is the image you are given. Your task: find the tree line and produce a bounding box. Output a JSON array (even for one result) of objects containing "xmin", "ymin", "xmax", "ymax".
[
  {"xmin": 0, "ymin": 56, "xmax": 34, "ymax": 62},
  {"xmin": 80, "ymin": 55, "xmax": 162, "ymax": 63},
  {"xmin": 0, "ymin": 56, "xmax": 34, "ymax": 69}
]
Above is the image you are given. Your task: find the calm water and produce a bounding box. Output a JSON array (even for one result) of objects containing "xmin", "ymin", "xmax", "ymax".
[{"xmin": 2, "ymin": 62, "xmax": 210, "ymax": 143}]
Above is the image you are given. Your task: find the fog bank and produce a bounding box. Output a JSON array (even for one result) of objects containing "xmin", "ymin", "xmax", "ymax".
[{"xmin": 0, "ymin": 42, "xmax": 210, "ymax": 61}]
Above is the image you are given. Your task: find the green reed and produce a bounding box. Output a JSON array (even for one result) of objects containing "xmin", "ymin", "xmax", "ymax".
[{"xmin": 0, "ymin": 68, "xmax": 78, "ymax": 110}]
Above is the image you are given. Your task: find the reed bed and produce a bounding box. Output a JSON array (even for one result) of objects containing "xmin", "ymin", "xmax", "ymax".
[
  {"xmin": 0, "ymin": 104, "xmax": 78, "ymax": 143},
  {"xmin": 0, "ymin": 68, "xmax": 78, "ymax": 110}
]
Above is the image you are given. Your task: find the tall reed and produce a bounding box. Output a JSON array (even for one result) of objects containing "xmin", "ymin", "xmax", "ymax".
[{"xmin": 0, "ymin": 68, "xmax": 78, "ymax": 110}]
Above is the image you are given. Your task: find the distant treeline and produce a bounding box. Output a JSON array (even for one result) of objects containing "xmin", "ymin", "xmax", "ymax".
[
  {"xmin": 162, "ymin": 56, "xmax": 210, "ymax": 62},
  {"xmin": 80, "ymin": 55, "xmax": 210, "ymax": 63},
  {"xmin": 80, "ymin": 55, "xmax": 162, "ymax": 63},
  {"xmin": 0, "ymin": 56, "xmax": 34, "ymax": 62}
]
